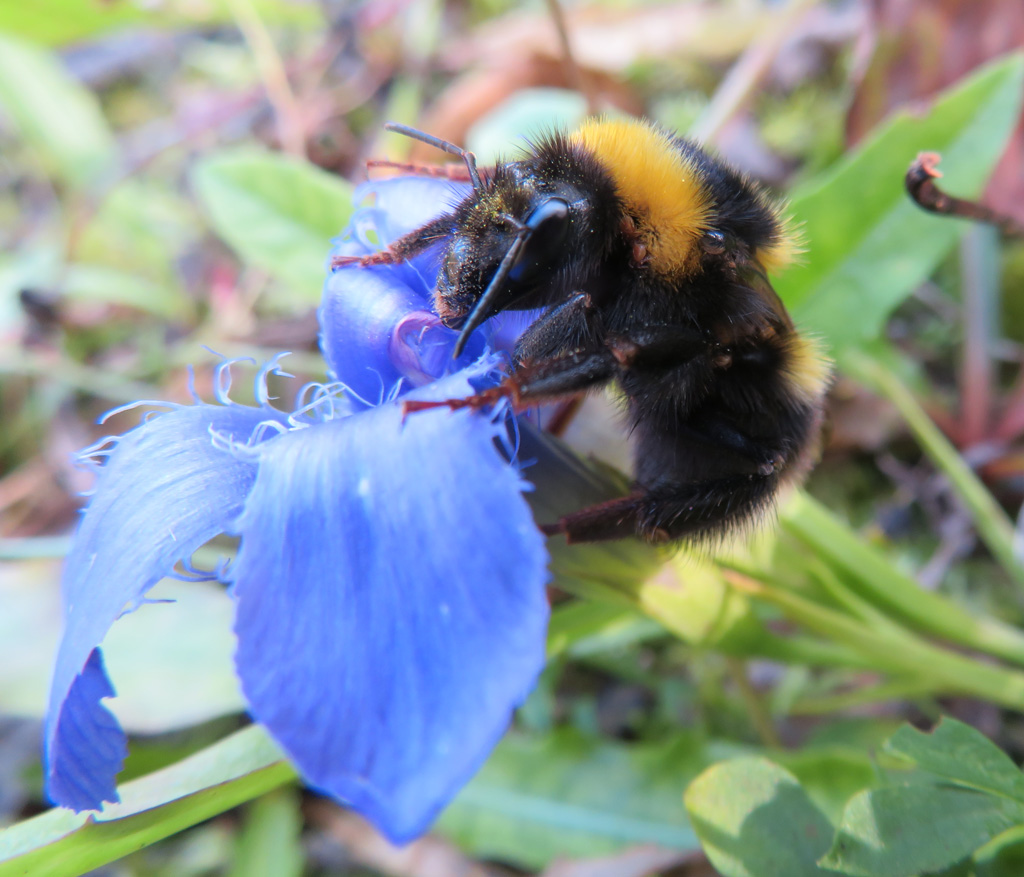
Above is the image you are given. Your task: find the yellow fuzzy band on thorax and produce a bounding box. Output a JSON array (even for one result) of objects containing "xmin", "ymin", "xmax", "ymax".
[{"xmin": 571, "ymin": 117, "xmax": 712, "ymax": 277}]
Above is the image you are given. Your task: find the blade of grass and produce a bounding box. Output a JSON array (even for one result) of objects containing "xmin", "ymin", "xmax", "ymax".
[
  {"xmin": 725, "ymin": 570, "xmax": 1024, "ymax": 710},
  {"xmin": 789, "ymin": 678, "xmax": 943, "ymax": 715},
  {"xmin": 781, "ymin": 492, "xmax": 1024, "ymax": 665},
  {"xmin": 0, "ymin": 726, "xmax": 296, "ymax": 877},
  {"xmin": 841, "ymin": 348, "xmax": 1024, "ymax": 590}
]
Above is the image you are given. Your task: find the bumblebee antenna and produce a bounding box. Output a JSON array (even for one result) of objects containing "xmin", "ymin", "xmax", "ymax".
[
  {"xmin": 384, "ymin": 122, "xmax": 483, "ymax": 191},
  {"xmin": 453, "ymin": 214, "xmax": 532, "ymax": 358}
]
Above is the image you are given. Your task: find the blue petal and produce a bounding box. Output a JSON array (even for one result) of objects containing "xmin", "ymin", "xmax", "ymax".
[
  {"xmin": 319, "ymin": 266, "xmax": 428, "ymax": 402},
  {"xmin": 46, "ymin": 399, "xmax": 289, "ymax": 811},
  {"xmin": 319, "ymin": 265, "xmax": 486, "ymax": 403},
  {"xmin": 46, "ymin": 649, "xmax": 124, "ymax": 811},
  {"xmin": 321, "ymin": 176, "xmax": 529, "ymax": 385},
  {"xmin": 355, "ymin": 176, "xmax": 470, "ymax": 244},
  {"xmin": 231, "ymin": 366, "xmax": 550, "ymax": 843},
  {"xmin": 346, "ymin": 176, "xmax": 468, "ymax": 297}
]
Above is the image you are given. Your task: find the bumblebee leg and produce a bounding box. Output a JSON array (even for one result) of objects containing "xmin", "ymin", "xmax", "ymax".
[
  {"xmin": 405, "ymin": 322, "xmax": 718, "ymax": 416},
  {"xmin": 516, "ymin": 305, "xmax": 716, "ymax": 371},
  {"xmin": 514, "ymin": 326, "xmax": 715, "ymax": 402},
  {"xmin": 514, "ymin": 293, "xmax": 601, "ymax": 364},
  {"xmin": 545, "ymin": 395, "xmax": 585, "ymax": 437},
  {"xmin": 366, "ymin": 159, "xmax": 474, "ymax": 182},
  {"xmin": 544, "ymin": 473, "xmax": 779, "ymax": 544},
  {"xmin": 330, "ymin": 214, "xmax": 454, "ymax": 270},
  {"xmin": 603, "ymin": 325, "xmax": 721, "ymax": 369},
  {"xmin": 402, "ymin": 348, "xmax": 620, "ymax": 417},
  {"xmin": 539, "ymin": 494, "xmax": 646, "ymax": 542}
]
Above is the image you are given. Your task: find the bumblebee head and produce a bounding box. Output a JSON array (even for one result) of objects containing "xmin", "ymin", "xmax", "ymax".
[
  {"xmin": 436, "ymin": 176, "xmax": 603, "ymax": 350},
  {"xmin": 382, "ymin": 123, "xmax": 616, "ymax": 355},
  {"xmin": 433, "ymin": 135, "xmax": 624, "ymax": 354}
]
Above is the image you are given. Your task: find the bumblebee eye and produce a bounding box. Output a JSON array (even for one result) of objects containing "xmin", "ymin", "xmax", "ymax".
[
  {"xmin": 509, "ymin": 198, "xmax": 570, "ymax": 282},
  {"xmin": 526, "ymin": 198, "xmax": 570, "ymax": 232},
  {"xmin": 701, "ymin": 230, "xmax": 726, "ymax": 255}
]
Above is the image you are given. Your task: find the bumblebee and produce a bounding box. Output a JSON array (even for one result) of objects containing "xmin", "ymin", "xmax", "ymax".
[{"xmin": 338, "ymin": 117, "xmax": 831, "ymax": 544}]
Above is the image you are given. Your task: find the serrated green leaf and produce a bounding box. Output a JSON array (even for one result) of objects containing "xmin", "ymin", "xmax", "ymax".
[
  {"xmin": 192, "ymin": 149, "xmax": 354, "ymax": 301},
  {"xmin": 438, "ymin": 730, "xmax": 709, "ymax": 869},
  {"xmin": 0, "ymin": 726, "xmax": 295, "ymax": 877},
  {"xmin": 884, "ymin": 719, "xmax": 1024, "ymax": 804},
  {"xmin": 821, "ymin": 784, "xmax": 1024, "ymax": 877},
  {"xmin": 779, "ymin": 53, "xmax": 1024, "ymax": 349},
  {"xmin": 685, "ymin": 757, "xmax": 841, "ymax": 877},
  {"xmin": 0, "ymin": 32, "xmax": 116, "ymax": 187}
]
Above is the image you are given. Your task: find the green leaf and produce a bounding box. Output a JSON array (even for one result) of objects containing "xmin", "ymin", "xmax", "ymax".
[
  {"xmin": 438, "ymin": 730, "xmax": 708, "ymax": 869},
  {"xmin": 976, "ymin": 824, "xmax": 1024, "ymax": 876},
  {"xmin": 685, "ymin": 757, "xmax": 841, "ymax": 877},
  {"xmin": 0, "ymin": 2, "xmax": 145, "ymax": 45},
  {"xmin": 639, "ymin": 550, "xmax": 762, "ymax": 651},
  {"xmin": 778, "ymin": 747, "xmax": 880, "ymax": 826},
  {"xmin": 821, "ymin": 785, "xmax": 1024, "ymax": 877},
  {"xmin": 781, "ymin": 493, "xmax": 1024, "ymax": 669},
  {"xmin": 75, "ymin": 178, "xmax": 202, "ymax": 302},
  {"xmin": 0, "ymin": 0, "xmax": 320, "ymax": 45},
  {"xmin": 0, "ymin": 32, "xmax": 116, "ymax": 187},
  {"xmin": 778, "ymin": 53, "xmax": 1024, "ymax": 349},
  {"xmin": 546, "ymin": 600, "xmax": 664, "ymax": 660},
  {"xmin": 192, "ymin": 148, "xmax": 354, "ymax": 301},
  {"xmin": 884, "ymin": 719, "xmax": 1024, "ymax": 804},
  {"xmin": 0, "ymin": 726, "xmax": 295, "ymax": 877}
]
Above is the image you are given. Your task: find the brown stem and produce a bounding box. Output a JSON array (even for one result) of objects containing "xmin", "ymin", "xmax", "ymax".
[
  {"xmin": 906, "ymin": 152, "xmax": 1024, "ymax": 239},
  {"xmin": 544, "ymin": 0, "xmax": 600, "ymax": 115}
]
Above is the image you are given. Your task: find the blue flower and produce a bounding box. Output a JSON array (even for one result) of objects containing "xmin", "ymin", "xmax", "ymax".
[{"xmin": 45, "ymin": 176, "xmax": 551, "ymax": 843}]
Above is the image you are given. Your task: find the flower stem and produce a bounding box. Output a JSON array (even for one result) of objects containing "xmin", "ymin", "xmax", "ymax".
[{"xmin": 225, "ymin": 0, "xmax": 306, "ymax": 159}]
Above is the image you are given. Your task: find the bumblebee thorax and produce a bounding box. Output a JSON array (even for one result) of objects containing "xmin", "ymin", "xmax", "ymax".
[{"xmin": 570, "ymin": 118, "xmax": 712, "ymax": 279}]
